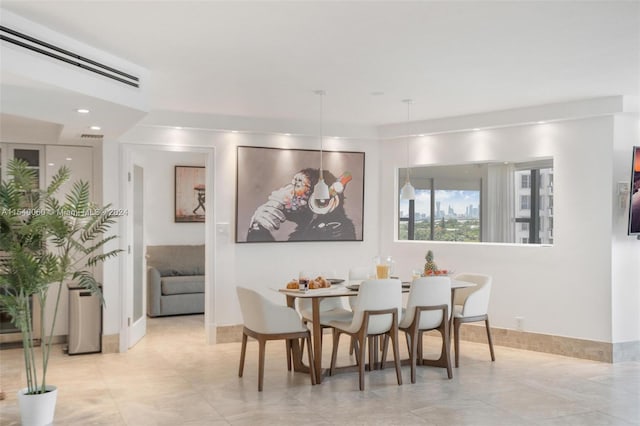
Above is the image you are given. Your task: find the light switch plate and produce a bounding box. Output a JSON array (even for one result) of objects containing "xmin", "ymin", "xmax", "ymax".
[
  {"xmin": 216, "ymin": 222, "xmax": 230, "ymax": 236},
  {"xmin": 617, "ymin": 181, "xmax": 630, "ymax": 195}
]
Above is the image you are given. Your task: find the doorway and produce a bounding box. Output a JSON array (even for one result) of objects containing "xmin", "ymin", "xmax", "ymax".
[{"xmin": 120, "ymin": 144, "xmax": 215, "ymax": 352}]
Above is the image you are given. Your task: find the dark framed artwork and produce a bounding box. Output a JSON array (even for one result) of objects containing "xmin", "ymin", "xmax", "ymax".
[
  {"xmin": 175, "ymin": 166, "xmax": 206, "ymax": 223},
  {"xmin": 236, "ymin": 146, "xmax": 365, "ymax": 242},
  {"xmin": 629, "ymin": 146, "xmax": 640, "ymax": 235}
]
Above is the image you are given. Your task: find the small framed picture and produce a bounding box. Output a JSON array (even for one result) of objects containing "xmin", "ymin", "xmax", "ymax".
[{"xmin": 175, "ymin": 166, "xmax": 206, "ymax": 223}]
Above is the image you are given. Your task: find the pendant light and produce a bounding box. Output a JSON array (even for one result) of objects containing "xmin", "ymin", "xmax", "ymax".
[
  {"xmin": 313, "ymin": 90, "xmax": 330, "ymax": 202},
  {"xmin": 400, "ymin": 99, "xmax": 416, "ymax": 200}
]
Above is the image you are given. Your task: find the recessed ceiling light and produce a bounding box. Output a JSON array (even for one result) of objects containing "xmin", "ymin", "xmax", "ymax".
[
  {"xmin": 76, "ymin": 108, "xmax": 90, "ymax": 114},
  {"xmin": 284, "ymin": 133, "xmax": 291, "ymax": 136},
  {"xmin": 473, "ymin": 128, "xmax": 480, "ymax": 131},
  {"xmin": 231, "ymin": 130, "xmax": 239, "ymax": 133},
  {"xmin": 90, "ymin": 125, "xmax": 101, "ymax": 130},
  {"xmin": 537, "ymin": 121, "xmax": 546, "ymax": 124},
  {"xmin": 65, "ymin": 157, "xmax": 72, "ymax": 161},
  {"xmin": 47, "ymin": 162, "xmax": 55, "ymax": 167},
  {"xmin": 418, "ymin": 134, "xmax": 425, "ymax": 137},
  {"xmin": 175, "ymin": 126, "xmax": 183, "ymax": 130}
]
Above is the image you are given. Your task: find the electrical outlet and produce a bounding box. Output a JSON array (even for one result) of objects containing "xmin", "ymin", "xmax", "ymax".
[{"xmin": 515, "ymin": 316, "xmax": 524, "ymax": 331}]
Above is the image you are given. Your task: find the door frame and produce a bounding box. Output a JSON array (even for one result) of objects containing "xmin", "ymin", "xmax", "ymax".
[
  {"xmin": 119, "ymin": 143, "xmax": 216, "ymax": 353},
  {"xmin": 128, "ymin": 164, "xmax": 146, "ymax": 348}
]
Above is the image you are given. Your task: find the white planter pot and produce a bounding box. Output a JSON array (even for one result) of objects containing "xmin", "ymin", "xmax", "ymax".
[{"xmin": 17, "ymin": 385, "xmax": 58, "ymax": 426}]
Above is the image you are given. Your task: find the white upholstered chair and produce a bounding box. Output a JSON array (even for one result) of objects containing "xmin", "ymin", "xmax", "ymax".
[
  {"xmin": 347, "ymin": 267, "xmax": 371, "ymax": 354},
  {"xmin": 327, "ymin": 279, "xmax": 403, "ymax": 391},
  {"xmin": 297, "ymin": 270, "xmax": 352, "ymax": 347},
  {"xmin": 236, "ymin": 286, "xmax": 315, "ymax": 391},
  {"xmin": 452, "ymin": 273, "xmax": 495, "ymax": 367},
  {"xmin": 397, "ymin": 276, "xmax": 452, "ymax": 383}
]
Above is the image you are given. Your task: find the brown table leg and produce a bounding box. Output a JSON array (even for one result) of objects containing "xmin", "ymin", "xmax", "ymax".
[
  {"xmin": 286, "ymin": 295, "xmax": 310, "ymax": 374},
  {"xmin": 312, "ymin": 297, "xmax": 323, "ymax": 384}
]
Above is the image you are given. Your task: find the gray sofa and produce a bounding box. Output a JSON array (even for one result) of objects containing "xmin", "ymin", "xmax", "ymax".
[{"xmin": 147, "ymin": 245, "xmax": 205, "ymax": 317}]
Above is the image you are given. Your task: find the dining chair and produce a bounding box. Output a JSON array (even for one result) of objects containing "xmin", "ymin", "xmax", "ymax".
[
  {"xmin": 297, "ymin": 270, "xmax": 353, "ymax": 341},
  {"xmin": 347, "ymin": 267, "xmax": 370, "ymax": 355},
  {"xmin": 327, "ymin": 279, "xmax": 403, "ymax": 391},
  {"xmin": 452, "ymin": 273, "xmax": 495, "ymax": 367},
  {"xmin": 393, "ymin": 276, "xmax": 452, "ymax": 383},
  {"xmin": 236, "ymin": 286, "xmax": 315, "ymax": 391}
]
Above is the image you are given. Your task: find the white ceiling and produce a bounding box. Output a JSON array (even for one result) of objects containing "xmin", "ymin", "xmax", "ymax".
[{"xmin": 1, "ymin": 1, "xmax": 639, "ymax": 128}]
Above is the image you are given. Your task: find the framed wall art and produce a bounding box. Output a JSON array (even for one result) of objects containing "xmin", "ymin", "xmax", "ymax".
[
  {"xmin": 236, "ymin": 146, "xmax": 365, "ymax": 243},
  {"xmin": 175, "ymin": 166, "xmax": 206, "ymax": 223},
  {"xmin": 628, "ymin": 146, "xmax": 640, "ymax": 236}
]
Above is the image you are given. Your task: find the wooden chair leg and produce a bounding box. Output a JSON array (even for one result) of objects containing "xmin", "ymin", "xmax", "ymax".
[
  {"xmin": 454, "ymin": 319, "xmax": 461, "ymax": 368},
  {"xmin": 368, "ymin": 336, "xmax": 375, "ymax": 371},
  {"xmin": 286, "ymin": 339, "xmax": 292, "ymax": 371},
  {"xmin": 417, "ymin": 331, "xmax": 423, "ymax": 365},
  {"xmin": 239, "ymin": 332, "xmax": 248, "ymax": 377},
  {"xmin": 330, "ymin": 329, "xmax": 340, "ymax": 376},
  {"xmin": 442, "ymin": 322, "xmax": 453, "ymax": 379},
  {"xmin": 485, "ymin": 318, "xmax": 496, "ymax": 362},
  {"xmin": 306, "ymin": 335, "xmax": 316, "ymax": 385},
  {"xmin": 353, "ymin": 338, "xmax": 360, "ymax": 364},
  {"xmin": 409, "ymin": 327, "xmax": 418, "ymax": 384},
  {"xmin": 405, "ymin": 331, "xmax": 411, "ymax": 357},
  {"xmin": 349, "ymin": 336, "xmax": 355, "ymax": 355},
  {"xmin": 358, "ymin": 334, "xmax": 366, "ymax": 391},
  {"xmin": 258, "ymin": 338, "xmax": 266, "ymax": 391},
  {"xmin": 300, "ymin": 320, "xmax": 307, "ymax": 354},
  {"xmin": 380, "ymin": 334, "xmax": 389, "ymax": 368},
  {"xmin": 391, "ymin": 327, "xmax": 402, "ymax": 386}
]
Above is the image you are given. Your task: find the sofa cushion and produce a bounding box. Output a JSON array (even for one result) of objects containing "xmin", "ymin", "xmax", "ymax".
[
  {"xmin": 161, "ymin": 275, "xmax": 205, "ymax": 295},
  {"xmin": 147, "ymin": 245, "xmax": 204, "ymax": 276}
]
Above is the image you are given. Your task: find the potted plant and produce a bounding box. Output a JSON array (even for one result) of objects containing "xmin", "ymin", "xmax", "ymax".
[{"xmin": 0, "ymin": 159, "xmax": 121, "ymax": 425}]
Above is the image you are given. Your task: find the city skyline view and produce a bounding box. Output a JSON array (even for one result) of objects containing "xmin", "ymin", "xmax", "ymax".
[{"xmin": 400, "ymin": 189, "xmax": 480, "ymax": 219}]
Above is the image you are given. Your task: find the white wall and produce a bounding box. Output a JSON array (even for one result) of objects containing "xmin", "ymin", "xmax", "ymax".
[
  {"xmin": 102, "ymin": 140, "xmax": 122, "ymax": 336},
  {"xmin": 132, "ymin": 150, "xmax": 206, "ymax": 246},
  {"xmin": 380, "ymin": 116, "xmax": 639, "ymax": 344},
  {"xmin": 612, "ymin": 115, "xmax": 640, "ymax": 343},
  {"xmin": 116, "ymin": 126, "xmax": 381, "ymax": 329},
  {"xmin": 106, "ymin": 109, "xmax": 639, "ymax": 347}
]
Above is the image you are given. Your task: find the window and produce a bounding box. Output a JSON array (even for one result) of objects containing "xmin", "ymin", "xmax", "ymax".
[
  {"xmin": 399, "ymin": 177, "xmax": 480, "ymax": 242},
  {"xmin": 0, "ymin": 144, "xmax": 44, "ymax": 189},
  {"xmin": 399, "ymin": 160, "xmax": 553, "ymax": 244},
  {"xmin": 399, "ymin": 189, "xmax": 431, "ymax": 240},
  {"xmin": 514, "ymin": 164, "xmax": 554, "ymax": 244}
]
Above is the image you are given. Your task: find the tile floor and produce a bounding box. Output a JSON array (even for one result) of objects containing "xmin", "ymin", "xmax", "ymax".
[{"xmin": 0, "ymin": 314, "xmax": 638, "ymax": 425}]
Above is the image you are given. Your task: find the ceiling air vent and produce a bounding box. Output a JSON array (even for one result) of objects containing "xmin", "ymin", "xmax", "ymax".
[
  {"xmin": 81, "ymin": 134, "xmax": 104, "ymax": 139},
  {"xmin": 0, "ymin": 25, "xmax": 139, "ymax": 88}
]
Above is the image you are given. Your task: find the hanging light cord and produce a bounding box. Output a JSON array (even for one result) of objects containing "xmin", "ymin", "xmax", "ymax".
[
  {"xmin": 320, "ymin": 91, "xmax": 324, "ymax": 180},
  {"xmin": 405, "ymin": 99, "xmax": 412, "ymax": 183}
]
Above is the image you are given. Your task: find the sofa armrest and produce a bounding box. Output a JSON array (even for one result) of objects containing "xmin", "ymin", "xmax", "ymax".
[{"xmin": 147, "ymin": 267, "xmax": 162, "ymax": 317}]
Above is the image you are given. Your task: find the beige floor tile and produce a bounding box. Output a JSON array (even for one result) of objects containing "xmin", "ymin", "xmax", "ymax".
[{"xmin": 0, "ymin": 314, "xmax": 638, "ymax": 425}]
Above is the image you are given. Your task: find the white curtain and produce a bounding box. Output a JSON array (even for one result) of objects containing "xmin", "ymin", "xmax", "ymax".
[{"xmin": 487, "ymin": 163, "xmax": 515, "ymax": 243}]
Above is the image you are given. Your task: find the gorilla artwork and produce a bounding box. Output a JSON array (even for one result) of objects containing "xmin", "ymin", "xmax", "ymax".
[{"xmin": 246, "ymin": 168, "xmax": 357, "ymax": 242}]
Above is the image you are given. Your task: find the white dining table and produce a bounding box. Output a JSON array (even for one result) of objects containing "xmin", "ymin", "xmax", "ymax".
[{"xmin": 278, "ymin": 277, "xmax": 476, "ymax": 384}]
